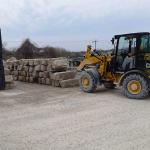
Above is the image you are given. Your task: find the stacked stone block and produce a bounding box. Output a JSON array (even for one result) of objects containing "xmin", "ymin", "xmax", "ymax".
[{"xmin": 7, "ymin": 58, "xmax": 79, "ymax": 88}]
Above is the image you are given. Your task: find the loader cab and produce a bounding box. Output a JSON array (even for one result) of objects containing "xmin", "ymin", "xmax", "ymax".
[{"xmin": 112, "ymin": 32, "xmax": 150, "ymax": 73}]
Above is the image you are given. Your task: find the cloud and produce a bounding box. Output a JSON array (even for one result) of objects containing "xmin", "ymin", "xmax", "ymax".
[
  {"xmin": 0, "ymin": 0, "xmax": 24, "ymax": 26},
  {"xmin": 1, "ymin": 0, "xmax": 149, "ymax": 27},
  {"xmin": 0, "ymin": 0, "xmax": 150, "ymax": 50}
]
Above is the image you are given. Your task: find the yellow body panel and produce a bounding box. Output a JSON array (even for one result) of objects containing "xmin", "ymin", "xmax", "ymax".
[{"xmin": 77, "ymin": 46, "xmax": 116, "ymax": 82}]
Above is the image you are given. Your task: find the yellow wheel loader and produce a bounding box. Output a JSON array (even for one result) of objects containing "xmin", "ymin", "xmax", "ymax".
[{"xmin": 78, "ymin": 32, "xmax": 150, "ymax": 99}]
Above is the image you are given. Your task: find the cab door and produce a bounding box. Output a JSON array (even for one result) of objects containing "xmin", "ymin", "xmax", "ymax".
[
  {"xmin": 136, "ymin": 35, "xmax": 150, "ymax": 71},
  {"xmin": 115, "ymin": 36, "xmax": 129, "ymax": 71},
  {"xmin": 115, "ymin": 36, "xmax": 136, "ymax": 71}
]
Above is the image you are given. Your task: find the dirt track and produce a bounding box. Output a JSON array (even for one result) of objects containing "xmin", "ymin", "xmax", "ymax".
[{"xmin": 0, "ymin": 82, "xmax": 150, "ymax": 150}]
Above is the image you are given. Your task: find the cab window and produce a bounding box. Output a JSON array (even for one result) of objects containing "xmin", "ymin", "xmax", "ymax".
[
  {"xmin": 116, "ymin": 36, "xmax": 136, "ymax": 71},
  {"xmin": 118, "ymin": 37, "xmax": 129, "ymax": 55},
  {"xmin": 118, "ymin": 36, "xmax": 136, "ymax": 57},
  {"xmin": 140, "ymin": 35, "xmax": 150, "ymax": 53}
]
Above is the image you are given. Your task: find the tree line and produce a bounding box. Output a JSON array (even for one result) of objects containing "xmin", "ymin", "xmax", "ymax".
[{"xmin": 2, "ymin": 39, "xmax": 84, "ymax": 60}]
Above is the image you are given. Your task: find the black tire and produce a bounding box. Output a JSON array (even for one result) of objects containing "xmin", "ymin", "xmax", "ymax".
[
  {"xmin": 104, "ymin": 81, "xmax": 115, "ymax": 89},
  {"xmin": 122, "ymin": 74, "xmax": 149, "ymax": 99},
  {"xmin": 79, "ymin": 71, "xmax": 97, "ymax": 93}
]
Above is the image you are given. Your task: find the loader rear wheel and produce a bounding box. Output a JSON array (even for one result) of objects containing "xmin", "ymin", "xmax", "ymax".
[
  {"xmin": 122, "ymin": 74, "xmax": 149, "ymax": 99},
  {"xmin": 79, "ymin": 71, "xmax": 97, "ymax": 93}
]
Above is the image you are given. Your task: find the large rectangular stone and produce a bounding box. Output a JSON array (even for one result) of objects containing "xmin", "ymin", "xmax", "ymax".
[
  {"xmin": 41, "ymin": 59, "xmax": 48, "ymax": 65},
  {"xmin": 20, "ymin": 71, "xmax": 27, "ymax": 76},
  {"xmin": 32, "ymin": 71, "xmax": 39, "ymax": 78},
  {"xmin": 51, "ymin": 80, "xmax": 60, "ymax": 87},
  {"xmin": 39, "ymin": 72, "xmax": 44, "ymax": 78},
  {"xmin": 51, "ymin": 58, "xmax": 68, "ymax": 72},
  {"xmin": 34, "ymin": 59, "xmax": 40, "ymax": 66},
  {"xmin": 34, "ymin": 65, "xmax": 41, "ymax": 71},
  {"xmin": 51, "ymin": 71, "xmax": 76, "ymax": 81},
  {"xmin": 29, "ymin": 77, "xmax": 34, "ymax": 83},
  {"xmin": 60, "ymin": 79, "xmax": 79, "ymax": 88},
  {"xmin": 18, "ymin": 76, "xmax": 24, "ymax": 81},
  {"xmin": 29, "ymin": 60, "xmax": 34, "ymax": 66},
  {"xmin": 5, "ymin": 75, "xmax": 14, "ymax": 83},
  {"xmin": 43, "ymin": 71, "xmax": 49, "ymax": 78},
  {"xmin": 4, "ymin": 68, "xmax": 11, "ymax": 75},
  {"xmin": 45, "ymin": 78, "xmax": 51, "ymax": 85},
  {"xmin": 23, "ymin": 66, "xmax": 29, "ymax": 72},
  {"xmin": 40, "ymin": 65, "xmax": 47, "ymax": 72},
  {"xmin": 23, "ymin": 59, "xmax": 29, "ymax": 66},
  {"xmin": 41, "ymin": 78, "xmax": 46, "ymax": 84},
  {"xmin": 26, "ymin": 77, "xmax": 29, "ymax": 82},
  {"xmin": 18, "ymin": 65, "xmax": 23, "ymax": 71},
  {"xmin": 29, "ymin": 66, "xmax": 34, "ymax": 73},
  {"xmin": 13, "ymin": 75, "xmax": 18, "ymax": 81},
  {"xmin": 38, "ymin": 78, "xmax": 42, "ymax": 84},
  {"xmin": 14, "ymin": 71, "xmax": 19, "ymax": 76}
]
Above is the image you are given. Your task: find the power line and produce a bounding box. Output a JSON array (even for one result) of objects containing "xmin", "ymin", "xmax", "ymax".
[{"xmin": 4, "ymin": 39, "xmax": 111, "ymax": 43}]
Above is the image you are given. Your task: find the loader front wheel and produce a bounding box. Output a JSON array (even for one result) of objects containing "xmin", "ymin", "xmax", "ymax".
[
  {"xmin": 122, "ymin": 74, "xmax": 149, "ymax": 99},
  {"xmin": 79, "ymin": 71, "xmax": 97, "ymax": 93}
]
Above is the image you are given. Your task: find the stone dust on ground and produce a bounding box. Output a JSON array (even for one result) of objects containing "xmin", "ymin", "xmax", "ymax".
[{"xmin": 0, "ymin": 81, "xmax": 150, "ymax": 150}]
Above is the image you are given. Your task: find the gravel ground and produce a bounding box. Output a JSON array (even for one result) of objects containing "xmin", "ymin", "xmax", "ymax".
[{"xmin": 0, "ymin": 82, "xmax": 150, "ymax": 150}]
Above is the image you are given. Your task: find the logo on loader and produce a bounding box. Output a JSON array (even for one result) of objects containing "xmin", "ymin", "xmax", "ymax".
[{"xmin": 146, "ymin": 63, "xmax": 150, "ymax": 69}]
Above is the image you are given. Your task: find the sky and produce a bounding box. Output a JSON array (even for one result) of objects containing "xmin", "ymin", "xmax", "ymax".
[{"xmin": 0, "ymin": 0, "xmax": 150, "ymax": 51}]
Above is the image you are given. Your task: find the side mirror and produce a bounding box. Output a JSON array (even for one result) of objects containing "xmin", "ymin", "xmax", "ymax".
[{"xmin": 111, "ymin": 38, "xmax": 115, "ymax": 45}]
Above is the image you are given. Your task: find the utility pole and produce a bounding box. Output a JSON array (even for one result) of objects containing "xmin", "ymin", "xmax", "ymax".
[
  {"xmin": 92, "ymin": 40, "xmax": 98, "ymax": 50},
  {"xmin": 0, "ymin": 29, "xmax": 5, "ymax": 90}
]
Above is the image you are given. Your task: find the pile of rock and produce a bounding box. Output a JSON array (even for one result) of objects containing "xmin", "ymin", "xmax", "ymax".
[{"xmin": 7, "ymin": 58, "xmax": 79, "ymax": 88}]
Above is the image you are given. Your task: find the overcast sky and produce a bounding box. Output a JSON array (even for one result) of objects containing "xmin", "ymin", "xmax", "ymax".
[{"xmin": 0, "ymin": 0, "xmax": 150, "ymax": 51}]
